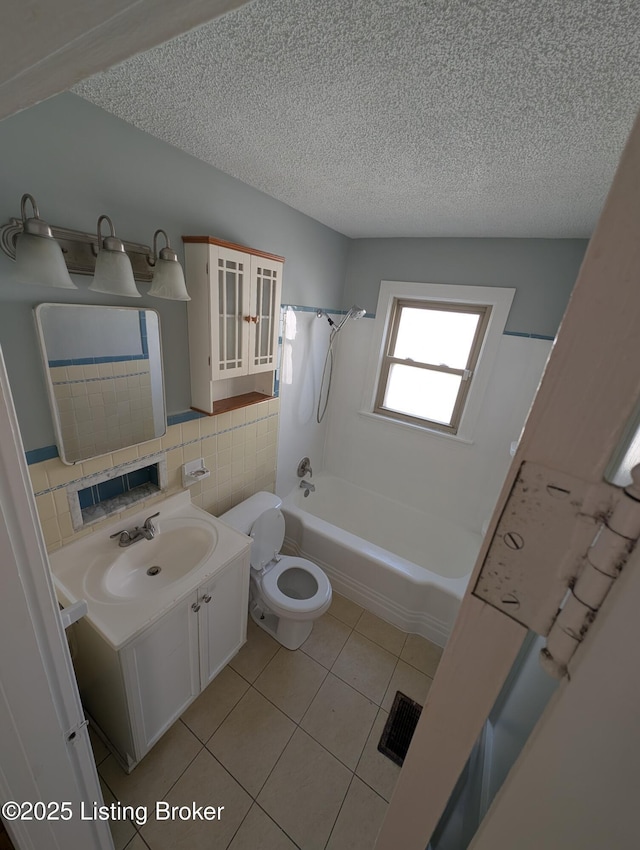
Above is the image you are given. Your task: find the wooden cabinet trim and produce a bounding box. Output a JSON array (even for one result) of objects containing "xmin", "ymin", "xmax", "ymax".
[{"xmin": 182, "ymin": 235, "xmax": 285, "ymax": 263}]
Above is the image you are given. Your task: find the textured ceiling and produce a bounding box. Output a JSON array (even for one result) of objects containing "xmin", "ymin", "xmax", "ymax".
[{"xmin": 74, "ymin": 0, "xmax": 640, "ymax": 238}]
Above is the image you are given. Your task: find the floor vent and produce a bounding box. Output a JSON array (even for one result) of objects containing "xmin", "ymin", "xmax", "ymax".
[{"xmin": 378, "ymin": 691, "xmax": 422, "ymax": 767}]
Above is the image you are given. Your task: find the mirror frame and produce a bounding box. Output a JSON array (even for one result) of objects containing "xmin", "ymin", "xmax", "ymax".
[{"xmin": 34, "ymin": 303, "xmax": 167, "ymax": 465}]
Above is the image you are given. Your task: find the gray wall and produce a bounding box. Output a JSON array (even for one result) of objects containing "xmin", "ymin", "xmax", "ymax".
[
  {"xmin": 344, "ymin": 238, "xmax": 587, "ymax": 337},
  {"xmin": 0, "ymin": 92, "xmax": 586, "ymax": 454},
  {"xmin": 0, "ymin": 92, "xmax": 349, "ymax": 451}
]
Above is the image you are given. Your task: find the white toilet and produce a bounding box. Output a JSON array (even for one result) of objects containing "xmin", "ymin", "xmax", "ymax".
[{"xmin": 219, "ymin": 492, "xmax": 332, "ymax": 649}]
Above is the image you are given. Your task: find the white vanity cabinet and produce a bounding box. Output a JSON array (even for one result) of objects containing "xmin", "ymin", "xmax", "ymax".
[
  {"xmin": 183, "ymin": 236, "xmax": 283, "ymax": 414},
  {"xmin": 72, "ymin": 550, "xmax": 250, "ymax": 771},
  {"xmin": 198, "ymin": 558, "xmax": 249, "ymax": 689},
  {"xmin": 119, "ymin": 591, "xmax": 200, "ymax": 760}
]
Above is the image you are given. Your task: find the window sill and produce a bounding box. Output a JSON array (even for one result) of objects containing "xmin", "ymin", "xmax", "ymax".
[{"xmin": 357, "ymin": 409, "xmax": 474, "ymax": 444}]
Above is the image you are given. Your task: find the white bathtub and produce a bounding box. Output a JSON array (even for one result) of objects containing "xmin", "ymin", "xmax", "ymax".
[{"xmin": 281, "ymin": 474, "xmax": 482, "ymax": 647}]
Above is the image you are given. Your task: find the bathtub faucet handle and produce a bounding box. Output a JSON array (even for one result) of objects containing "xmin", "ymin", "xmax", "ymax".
[{"xmin": 297, "ymin": 457, "xmax": 313, "ymax": 478}]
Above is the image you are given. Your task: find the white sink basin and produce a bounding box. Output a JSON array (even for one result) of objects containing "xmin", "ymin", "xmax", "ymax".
[
  {"xmin": 84, "ymin": 518, "xmax": 218, "ymax": 601},
  {"xmin": 48, "ymin": 491, "xmax": 252, "ymax": 649}
]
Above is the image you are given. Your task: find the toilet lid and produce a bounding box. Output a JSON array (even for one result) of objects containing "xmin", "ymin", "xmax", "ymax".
[{"xmin": 250, "ymin": 508, "xmax": 285, "ymax": 570}]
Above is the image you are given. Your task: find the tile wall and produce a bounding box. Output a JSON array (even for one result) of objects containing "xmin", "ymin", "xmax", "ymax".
[
  {"xmin": 29, "ymin": 398, "xmax": 280, "ymax": 552},
  {"xmin": 50, "ymin": 358, "xmax": 155, "ymax": 460}
]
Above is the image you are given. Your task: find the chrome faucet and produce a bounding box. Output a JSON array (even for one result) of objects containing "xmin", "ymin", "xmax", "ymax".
[
  {"xmin": 299, "ymin": 479, "xmax": 315, "ymax": 497},
  {"xmin": 110, "ymin": 512, "xmax": 160, "ymax": 547}
]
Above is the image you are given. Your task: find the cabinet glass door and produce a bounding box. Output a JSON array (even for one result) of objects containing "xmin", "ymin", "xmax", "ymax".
[
  {"xmin": 250, "ymin": 258, "xmax": 281, "ymax": 374},
  {"xmin": 216, "ymin": 250, "xmax": 248, "ymax": 376}
]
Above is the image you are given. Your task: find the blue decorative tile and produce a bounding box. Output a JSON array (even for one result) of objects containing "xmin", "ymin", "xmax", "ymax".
[
  {"xmin": 98, "ymin": 476, "xmax": 126, "ymax": 502},
  {"xmin": 127, "ymin": 467, "xmax": 152, "ymax": 489},
  {"xmin": 167, "ymin": 410, "xmax": 205, "ymax": 426},
  {"xmin": 26, "ymin": 445, "xmax": 59, "ymax": 465},
  {"xmin": 77, "ymin": 486, "xmax": 95, "ymax": 510}
]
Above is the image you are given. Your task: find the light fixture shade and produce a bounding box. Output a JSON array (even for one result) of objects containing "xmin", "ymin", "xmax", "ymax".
[
  {"xmin": 89, "ymin": 249, "xmax": 140, "ymax": 298},
  {"xmin": 89, "ymin": 214, "xmax": 140, "ymax": 298},
  {"xmin": 148, "ymin": 258, "xmax": 190, "ymax": 300},
  {"xmin": 14, "ymin": 230, "xmax": 77, "ymax": 289},
  {"xmin": 147, "ymin": 229, "xmax": 190, "ymax": 301}
]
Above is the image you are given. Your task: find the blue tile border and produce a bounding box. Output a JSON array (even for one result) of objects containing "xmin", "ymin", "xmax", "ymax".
[
  {"xmin": 48, "ymin": 354, "xmax": 149, "ymax": 367},
  {"xmin": 167, "ymin": 410, "xmax": 206, "ymax": 426},
  {"xmin": 139, "ymin": 310, "xmax": 149, "ymax": 357},
  {"xmin": 51, "ymin": 371, "xmax": 149, "ymax": 386},
  {"xmin": 26, "ymin": 445, "xmax": 59, "ymax": 464},
  {"xmin": 26, "ymin": 400, "xmax": 278, "ymax": 467},
  {"xmin": 282, "ymin": 303, "xmax": 376, "ymax": 319},
  {"xmin": 282, "ymin": 303, "xmax": 554, "ymax": 340},
  {"xmin": 28, "ymin": 407, "xmax": 279, "ymax": 496}
]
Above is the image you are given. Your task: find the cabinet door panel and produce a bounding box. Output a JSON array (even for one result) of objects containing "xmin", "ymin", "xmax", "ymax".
[
  {"xmin": 249, "ymin": 256, "xmax": 282, "ymax": 374},
  {"xmin": 199, "ymin": 556, "xmax": 249, "ymax": 689},
  {"xmin": 122, "ymin": 593, "xmax": 200, "ymax": 758},
  {"xmin": 215, "ymin": 247, "xmax": 251, "ymax": 379}
]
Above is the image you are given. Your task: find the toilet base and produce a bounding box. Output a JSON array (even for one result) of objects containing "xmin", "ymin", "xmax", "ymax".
[{"xmin": 249, "ymin": 600, "xmax": 313, "ymax": 650}]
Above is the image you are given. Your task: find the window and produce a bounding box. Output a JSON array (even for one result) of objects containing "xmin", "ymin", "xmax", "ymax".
[
  {"xmin": 363, "ymin": 281, "xmax": 515, "ymax": 441},
  {"xmin": 374, "ymin": 299, "xmax": 491, "ymax": 434}
]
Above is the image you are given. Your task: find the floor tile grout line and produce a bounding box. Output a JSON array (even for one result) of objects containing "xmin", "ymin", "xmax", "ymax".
[
  {"xmin": 251, "ymin": 721, "xmax": 354, "ymax": 850},
  {"xmin": 119, "ymin": 721, "xmax": 207, "ymax": 826},
  {"xmin": 186, "ymin": 678, "xmax": 252, "ymax": 749},
  {"xmin": 297, "ymin": 674, "xmax": 378, "ymax": 774},
  {"xmin": 203, "ymin": 684, "xmax": 298, "ymax": 801},
  {"xmin": 252, "ymin": 801, "xmax": 303, "ymax": 849},
  {"xmin": 100, "ymin": 668, "xmax": 391, "ymax": 844},
  {"xmin": 96, "ymin": 605, "xmax": 441, "ymax": 849},
  {"xmin": 322, "ymin": 771, "xmax": 358, "ymax": 850}
]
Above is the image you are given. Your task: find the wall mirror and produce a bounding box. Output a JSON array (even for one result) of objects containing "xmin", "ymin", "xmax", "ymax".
[{"xmin": 35, "ymin": 304, "xmax": 166, "ymax": 464}]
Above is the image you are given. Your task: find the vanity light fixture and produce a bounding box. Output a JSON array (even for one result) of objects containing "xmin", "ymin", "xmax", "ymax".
[
  {"xmin": 10, "ymin": 194, "xmax": 76, "ymax": 289},
  {"xmin": 89, "ymin": 215, "xmax": 140, "ymax": 298},
  {"xmin": 1, "ymin": 194, "xmax": 189, "ymax": 299},
  {"xmin": 147, "ymin": 229, "xmax": 190, "ymax": 301}
]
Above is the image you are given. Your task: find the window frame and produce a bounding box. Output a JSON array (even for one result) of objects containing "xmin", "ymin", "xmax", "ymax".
[
  {"xmin": 362, "ymin": 281, "xmax": 515, "ymax": 442},
  {"xmin": 374, "ymin": 298, "xmax": 493, "ymax": 434}
]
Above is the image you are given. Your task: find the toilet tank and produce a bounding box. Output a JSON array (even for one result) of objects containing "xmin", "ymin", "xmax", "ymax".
[{"xmin": 219, "ymin": 491, "xmax": 282, "ymax": 535}]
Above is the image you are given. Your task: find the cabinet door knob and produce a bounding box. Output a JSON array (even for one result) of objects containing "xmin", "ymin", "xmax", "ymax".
[
  {"xmin": 244, "ymin": 315, "xmax": 260, "ymax": 324},
  {"xmin": 191, "ymin": 602, "xmax": 201, "ymax": 612},
  {"xmin": 203, "ymin": 594, "xmax": 212, "ymax": 603}
]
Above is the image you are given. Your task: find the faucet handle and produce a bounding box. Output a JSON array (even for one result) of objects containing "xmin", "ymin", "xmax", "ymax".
[
  {"xmin": 143, "ymin": 512, "xmax": 160, "ymax": 528},
  {"xmin": 109, "ymin": 529, "xmax": 131, "ymax": 542}
]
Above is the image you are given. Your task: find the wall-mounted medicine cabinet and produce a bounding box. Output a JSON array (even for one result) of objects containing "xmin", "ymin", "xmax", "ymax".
[{"xmin": 183, "ymin": 236, "xmax": 283, "ymax": 415}]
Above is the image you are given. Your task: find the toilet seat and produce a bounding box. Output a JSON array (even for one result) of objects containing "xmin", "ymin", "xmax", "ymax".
[{"xmin": 260, "ymin": 555, "xmax": 332, "ymax": 620}]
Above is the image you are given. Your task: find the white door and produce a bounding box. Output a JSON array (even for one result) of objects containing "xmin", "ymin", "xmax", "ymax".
[
  {"xmin": 377, "ymin": 109, "xmax": 640, "ymax": 850},
  {"xmin": 0, "ymin": 349, "xmax": 112, "ymax": 850},
  {"xmin": 469, "ymin": 540, "xmax": 640, "ymax": 849}
]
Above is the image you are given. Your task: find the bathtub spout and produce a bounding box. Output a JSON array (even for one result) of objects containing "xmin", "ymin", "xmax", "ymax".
[{"xmin": 300, "ymin": 479, "xmax": 315, "ymax": 496}]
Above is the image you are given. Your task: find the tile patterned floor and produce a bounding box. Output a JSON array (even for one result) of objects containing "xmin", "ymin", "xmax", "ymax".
[{"xmin": 93, "ymin": 594, "xmax": 443, "ymax": 850}]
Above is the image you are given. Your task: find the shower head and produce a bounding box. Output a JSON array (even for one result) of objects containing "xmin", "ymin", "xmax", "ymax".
[
  {"xmin": 317, "ymin": 304, "xmax": 367, "ymax": 333},
  {"xmin": 334, "ymin": 304, "xmax": 367, "ymax": 332}
]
